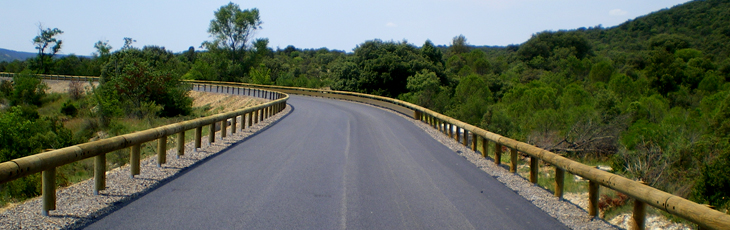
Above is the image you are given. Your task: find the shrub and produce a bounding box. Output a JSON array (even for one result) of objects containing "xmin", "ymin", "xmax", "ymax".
[
  {"xmin": 61, "ymin": 101, "xmax": 78, "ymax": 117},
  {"xmin": 68, "ymin": 80, "xmax": 84, "ymax": 100}
]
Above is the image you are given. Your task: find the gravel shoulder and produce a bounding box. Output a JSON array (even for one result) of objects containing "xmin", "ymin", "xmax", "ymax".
[{"xmin": 0, "ymin": 100, "xmax": 291, "ymax": 229}]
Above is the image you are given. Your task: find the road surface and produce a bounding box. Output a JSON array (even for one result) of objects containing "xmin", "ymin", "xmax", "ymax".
[{"xmin": 83, "ymin": 95, "xmax": 566, "ymax": 230}]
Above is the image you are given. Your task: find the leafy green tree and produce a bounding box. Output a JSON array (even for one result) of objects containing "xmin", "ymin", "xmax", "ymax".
[
  {"xmin": 421, "ymin": 40, "xmax": 444, "ymax": 68},
  {"xmin": 204, "ymin": 2, "xmax": 262, "ymax": 80},
  {"xmin": 122, "ymin": 37, "xmax": 136, "ymax": 50},
  {"xmin": 32, "ymin": 25, "xmax": 63, "ymax": 73},
  {"xmin": 249, "ymin": 63, "xmax": 272, "ymax": 85},
  {"xmin": 448, "ymin": 35, "xmax": 470, "ymax": 56},
  {"xmin": 99, "ymin": 46, "xmax": 192, "ymax": 118},
  {"xmin": 331, "ymin": 40, "xmax": 437, "ymax": 97},
  {"xmin": 589, "ymin": 60, "xmax": 615, "ymax": 82},
  {"xmin": 94, "ymin": 40, "xmax": 113, "ymax": 58},
  {"xmin": 401, "ymin": 70, "xmax": 441, "ymax": 107},
  {"xmin": 449, "ymin": 74, "xmax": 492, "ymax": 125},
  {"xmin": 517, "ymin": 31, "xmax": 592, "ymax": 70},
  {"xmin": 9, "ymin": 70, "xmax": 47, "ymax": 106}
]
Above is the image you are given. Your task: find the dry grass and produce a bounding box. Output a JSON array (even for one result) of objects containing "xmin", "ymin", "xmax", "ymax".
[
  {"xmin": 43, "ymin": 79, "xmax": 97, "ymax": 94},
  {"xmin": 189, "ymin": 91, "xmax": 265, "ymax": 114}
]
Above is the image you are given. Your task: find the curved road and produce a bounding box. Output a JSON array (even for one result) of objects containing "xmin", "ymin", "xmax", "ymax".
[{"xmin": 84, "ymin": 95, "xmax": 566, "ymax": 229}]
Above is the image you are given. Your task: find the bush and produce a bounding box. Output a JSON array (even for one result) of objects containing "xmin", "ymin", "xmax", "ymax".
[
  {"xmin": 10, "ymin": 70, "xmax": 47, "ymax": 106},
  {"xmin": 60, "ymin": 101, "xmax": 78, "ymax": 117},
  {"xmin": 0, "ymin": 80, "xmax": 12, "ymax": 98},
  {"xmin": 68, "ymin": 80, "xmax": 84, "ymax": 100},
  {"xmin": 99, "ymin": 46, "xmax": 192, "ymax": 118},
  {"xmin": 692, "ymin": 150, "xmax": 730, "ymax": 211}
]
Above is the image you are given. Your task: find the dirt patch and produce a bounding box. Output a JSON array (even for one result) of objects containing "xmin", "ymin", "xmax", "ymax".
[
  {"xmin": 43, "ymin": 79, "xmax": 98, "ymax": 94},
  {"xmin": 189, "ymin": 91, "xmax": 265, "ymax": 114}
]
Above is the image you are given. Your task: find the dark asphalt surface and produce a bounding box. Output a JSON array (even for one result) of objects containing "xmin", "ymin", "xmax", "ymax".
[{"xmin": 83, "ymin": 95, "xmax": 566, "ymax": 230}]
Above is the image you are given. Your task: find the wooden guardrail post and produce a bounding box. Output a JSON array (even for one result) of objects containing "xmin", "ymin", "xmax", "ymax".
[
  {"xmin": 471, "ymin": 133, "xmax": 477, "ymax": 151},
  {"xmin": 209, "ymin": 122, "xmax": 216, "ymax": 143},
  {"xmin": 221, "ymin": 119, "xmax": 227, "ymax": 138},
  {"xmin": 481, "ymin": 137, "xmax": 488, "ymax": 158},
  {"xmin": 414, "ymin": 110, "xmax": 420, "ymax": 120},
  {"xmin": 247, "ymin": 112, "xmax": 252, "ymax": 128},
  {"xmin": 462, "ymin": 130, "xmax": 468, "ymax": 146},
  {"xmin": 588, "ymin": 180, "xmax": 599, "ymax": 217},
  {"xmin": 94, "ymin": 153, "xmax": 106, "ymax": 194},
  {"xmin": 555, "ymin": 167, "xmax": 564, "ymax": 199},
  {"xmin": 631, "ymin": 181, "xmax": 648, "ymax": 230},
  {"xmin": 130, "ymin": 144, "xmax": 141, "ymax": 177},
  {"xmin": 530, "ymin": 156, "xmax": 538, "ymax": 183},
  {"xmin": 231, "ymin": 115, "xmax": 237, "ymax": 134},
  {"xmin": 456, "ymin": 127, "xmax": 461, "ymax": 142},
  {"xmin": 158, "ymin": 135, "xmax": 167, "ymax": 167},
  {"xmin": 510, "ymin": 148, "xmax": 518, "ymax": 173},
  {"xmin": 446, "ymin": 123, "xmax": 454, "ymax": 138},
  {"xmin": 495, "ymin": 143, "xmax": 502, "ymax": 165},
  {"xmin": 195, "ymin": 127, "xmax": 202, "ymax": 150},
  {"xmin": 42, "ymin": 167, "xmax": 56, "ymax": 216},
  {"xmin": 177, "ymin": 131, "xmax": 185, "ymax": 158}
]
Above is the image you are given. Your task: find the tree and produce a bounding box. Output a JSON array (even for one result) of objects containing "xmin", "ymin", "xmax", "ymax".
[
  {"xmin": 10, "ymin": 70, "xmax": 47, "ymax": 106},
  {"xmin": 32, "ymin": 25, "xmax": 63, "ymax": 73},
  {"xmin": 122, "ymin": 37, "xmax": 136, "ymax": 50},
  {"xmin": 206, "ymin": 3, "xmax": 262, "ymax": 64},
  {"xmin": 94, "ymin": 40, "xmax": 112, "ymax": 58},
  {"xmin": 448, "ymin": 35, "xmax": 470, "ymax": 56},
  {"xmin": 331, "ymin": 40, "xmax": 437, "ymax": 97},
  {"xmin": 99, "ymin": 46, "xmax": 192, "ymax": 118}
]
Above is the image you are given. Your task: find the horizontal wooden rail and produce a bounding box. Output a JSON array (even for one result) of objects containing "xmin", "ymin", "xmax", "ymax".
[{"xmin": 2, "ymin": 73, "xmax": 728, "ymax": 229}]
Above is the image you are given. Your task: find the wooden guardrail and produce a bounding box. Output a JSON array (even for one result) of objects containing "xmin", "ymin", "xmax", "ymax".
[
  {"xmin": 186, "ymin": 80, "xmax": 730, "ymax": 230},
  {"xmin": 2, "ymin": 73, "xmax": 729, "ymax": 229},
  {"xmin": 0, "ymin": 73, "xmax": 288, "ymax": 216}
]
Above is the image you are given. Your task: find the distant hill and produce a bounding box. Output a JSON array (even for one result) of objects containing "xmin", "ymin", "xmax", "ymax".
[
  {"xmin": 582, "ymin": 0, "xmax": 730, "ymax": 61},
  {"xmin": 0, "ymin": 48, "xmax": 36, "ymax": 62}
]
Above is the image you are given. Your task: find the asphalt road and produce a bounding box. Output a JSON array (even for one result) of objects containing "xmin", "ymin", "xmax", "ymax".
[{"xmin": 83, "ymin": 95, "xmax": 566, "ymax": 230}]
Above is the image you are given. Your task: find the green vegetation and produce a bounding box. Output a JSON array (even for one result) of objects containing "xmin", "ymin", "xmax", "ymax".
[{"xmin": 2, "ymin": 0, "xmax": 729, "ymax": 215}]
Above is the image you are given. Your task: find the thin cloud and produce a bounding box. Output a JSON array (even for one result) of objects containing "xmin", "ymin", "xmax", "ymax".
[
  {"xmin": 385, "ymin": 22, "xmax": 397, "ymax": 27},
  {"xmin": 609, "ymin": 9, "xmax": 628, "ymax": 16}
]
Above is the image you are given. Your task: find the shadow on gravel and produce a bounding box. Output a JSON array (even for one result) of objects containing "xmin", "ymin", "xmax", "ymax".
[{"xmin": 69, "ymin": 104, "xmax": 294, "ymax": 229}]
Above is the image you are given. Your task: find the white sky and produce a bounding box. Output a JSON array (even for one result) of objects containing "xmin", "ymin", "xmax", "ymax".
[{"xmin": 0, "ymin": 0, "xmax": 690, "ymax": 56}]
